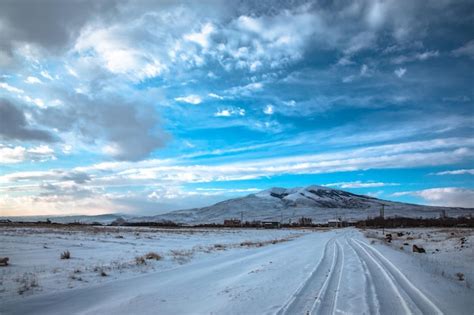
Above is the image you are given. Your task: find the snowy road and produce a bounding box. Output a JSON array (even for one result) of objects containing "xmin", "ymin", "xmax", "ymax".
[
  {"xmin": 1, "ymin": 228, "xmax": 472, "ymax": 315},
  {"xmin": 280, "ymin": 236, "xmax": 446, "ymax": 315}
]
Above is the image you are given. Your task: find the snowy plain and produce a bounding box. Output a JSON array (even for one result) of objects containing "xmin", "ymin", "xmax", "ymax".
[{"xmin": 0, "ymin": 226, "xmax": 473, "ymax": 314}]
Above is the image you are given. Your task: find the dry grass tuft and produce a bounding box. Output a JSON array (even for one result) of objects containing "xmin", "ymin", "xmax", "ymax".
[
  {"xmin": 60, "ymin": 250, "xmax": 71, "ymax": 259},
  {"xmin": 135, "ymin": 256, "xmax": 146, "ymax": 265},
  {"xmin": 456, "ymin": 272, "xmax": 465, "ymax": 281},
  {"xmin": 17, "ymin": 272, "xmax": 39, "ymax": 295},
  {"xmin": 145, "ymin": 252, "xmax": 162, "ymax": 260},
  {"xmin": 169, "ymin": 249, "xmax": 194, "ymax": 264}
]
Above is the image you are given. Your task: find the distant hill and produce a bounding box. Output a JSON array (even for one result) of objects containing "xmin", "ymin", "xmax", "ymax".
[
  {"xmin": 1, "ymin": 214, "xmax": 127, "ymax": 225},
  {"xmin": 4, "ymin": 186, "xmax": 472, "ymax": 225},
  {"xmin": 142, "ymin": 185, "xmax": 474, "ymax": 224}
]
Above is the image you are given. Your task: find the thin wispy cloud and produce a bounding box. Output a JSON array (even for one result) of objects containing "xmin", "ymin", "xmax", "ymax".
[{"xmin": 431, "ymin": 169, "xmax": 474, "ymax": 176}]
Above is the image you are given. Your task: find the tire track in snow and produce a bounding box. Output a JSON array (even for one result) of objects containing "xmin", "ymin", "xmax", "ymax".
[
  {"xmin": 311, "ymin": 240, "xmax": 344, "ymax": 315},
  {"xmin": 332, "ymin": 240, "xmax": 344, "ymax": 315},
  {"xmin": 277, "ymin": 238, "xmax": 334, "ymax": 315},
  {"xmin": 278, "ymin": 238, "xmax": 344, "ymax": 315},
  {"xmin": 353, "ymin": 239, "xmax": 444, "ymax": 315},
  {"xmin": 349, "ymin": 238, "xmax": 413, "ymax": 314},
  {"xmin": 344, "ymin": 237, "xmax": 379, "ymax": 315}
]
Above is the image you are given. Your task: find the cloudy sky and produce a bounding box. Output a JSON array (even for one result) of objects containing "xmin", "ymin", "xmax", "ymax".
[{"xmin": 1, "ymin": 0, "xmax": 473, "ymax": 216}]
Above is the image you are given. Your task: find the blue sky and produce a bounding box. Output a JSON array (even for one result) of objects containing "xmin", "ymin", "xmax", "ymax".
[{"xmin": 0, "ymin": 0, "xmax": 473, "ymax": 216}]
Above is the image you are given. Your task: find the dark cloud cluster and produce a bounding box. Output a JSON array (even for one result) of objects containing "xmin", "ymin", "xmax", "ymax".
[
  {"xmin": 0, "ymin": 98, "xmax": 55, "ymax": 142},
  {"xmin": 61, "ymin": 171, "xmax": 91, "ymax": 184},
  {"xmin": 33, "ymin": 95, "xmax": 168, "ymax": 161},
  {"xmin": 0, "ymin": 0, "xmax": 118, "ymax": 67}
]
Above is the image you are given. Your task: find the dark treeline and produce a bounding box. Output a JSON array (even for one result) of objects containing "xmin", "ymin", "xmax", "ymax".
[
  {"xmin": 1, "ymin": 216, "xmax": 473, "ymax": 228},
  {"xmin": 356, "ymin": 216, "xmax": 474, "ymax": 228}
]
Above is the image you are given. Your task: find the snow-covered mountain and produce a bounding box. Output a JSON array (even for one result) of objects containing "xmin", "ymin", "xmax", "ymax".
[{"xmin": 148, "ymin": 185, "xmax": 474, "ymax": 224}]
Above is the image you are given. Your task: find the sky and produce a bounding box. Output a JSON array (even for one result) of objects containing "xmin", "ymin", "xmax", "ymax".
[{"xmin": 0, "ymin": 0, "xmax": 473, "ymax": 217}]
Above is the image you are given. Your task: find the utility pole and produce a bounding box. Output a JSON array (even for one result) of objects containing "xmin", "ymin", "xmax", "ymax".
[
  {"xmin": 380, "ymin": 204, "xmax": 385, "ymax": 235},
  {"xmin": 240, "ymin": 211, "xmax": 243, "ymax": 227}
]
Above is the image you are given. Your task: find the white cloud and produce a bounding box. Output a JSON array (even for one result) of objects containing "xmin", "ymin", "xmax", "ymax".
[
  {"xmin": 249, "ymin": 60, "xmax": 262, "ymax": 72},
  {"xmin": 343, "ymin": 64, "xmax": 373, "ymax": 83},
  {"xmin": 102, "ymin": 143, "xmax": 122, "ymax": 157},
  {"xmin": 195, "ymin": 188, "xmax": 260, "ymax": 193},
  {"xmin": 263, "ymin": 104, "xmax": 274, "ymax": 115},
  {"xmin": 0, "ymin": 145, "xmax": 56, "ymax": 164},
  {"xmin": 74, "ymin": 27, "xmax": 166, "ymax": 81},
  {"xmin": 0, "ymin": 190, "xmax": 118, "ymax": 217},
  {"xmin": 40, "ymin": 70, "xmax": 54, "ymax": 80},
  {"xmin": 62, "ymin": 144, "xmax": 73, "ymax": 154},
  {"xmin": 0, "ymin": 82, "xmax": 24, "ymax": 94},
  {"xmin": 366, "ymin": 1, "xmax": 387, "ymax": 29},
  {"xmin": 336, "ymin": 57, "xmax": 355, "ymax": 66},
  {"xmin": 392, "ymin": 50, "xmax": 439, "ymax": 64},
  {"xmin": 50, "ymin": 99, "xmax": 63, "ymax": 107},
  {"xmin": 432, "ymin": 169, "xmax": 474, "ymax": 176},
  {"xmin": 452, "ymin": 40, "xmax": 474, "ymax": 59},
  {"xmin": 343, "ymin": 31, "xmax": 376, "ymax": 55},
  {"xmin": 417, "ymin": 50, "xmax": 439, "ymax": 60},
  {"xmin": 214, "ymin": 107, "xmax": 245, "ymax": 117},
  {"xmin": 174, "ymin": 95, "xmax": 202, "ymax": 105},
  {"xmin": 284, "ymin": 100, "xmax": 296, "ymax": 107},
  {"xmin": 90, "ymin": 136, "xmax": 472, "ymax": 184},
  {"xmin": 183, "ymin": 140, "xmax": 195, "ymax": 148},
  {"xmin": 146, "ymin": 186, "xmax": 260, "ymax": 202},
  {"xmin": 183, "ymin": 23, "xmax": 214, "ymax": 49},
  {"xmin": 227, "ymin": 82, "xmax": 263, "ymax": 95},
  {"xmin": 208, "ymin": 93, "xmax": 223, "ymax": 99},
  {"xmin": 394, "ymin": 67, "xmax": 407, "ymax": 78},
  {"xmin": 213, "ymin": 8, "xmax": 317, "ymax": 71},
  {"xmin": 393, "ymin": 187, "xmax": 474, "ymax": 208},
  {"xmin": 214, "ymin": 109, "xmax": 231, "ymax": 117},
  {"xmin": 0, "ymin": 146, "xmax": 27, "ymax": 163},
  {"xmin": 342, "ymin": 75, "xmax": 356, "ymax": 83},
  {"xmin": 65, "ymin": 65, "xmax": 78, "ymax": 78},
  {"xmin": 325, "ymin": 181, "xmax": 399, "ymax": 189},
  {"xmin": 28, "ymin": 145, "xmax": 54, "ymax": 155},
  {"xmin": 21, "ymin": 95, "xmax": 45, "ymax": 108},
  {"xmin": 24, "ymin": 76, "xmax": 42, "ymax": 84}
]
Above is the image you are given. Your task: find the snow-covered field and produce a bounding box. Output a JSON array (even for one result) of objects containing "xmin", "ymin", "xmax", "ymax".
[
  {"xmin": 0, "ymin": 226, "xmax": 473, "ymax": 314},
  {"xmin": 363, "ymin": 228, "xmax": 474, "ymax": 289},
  {"xmin": 0, "ymin": 226, "xmax": 304, "ymax": 300}
]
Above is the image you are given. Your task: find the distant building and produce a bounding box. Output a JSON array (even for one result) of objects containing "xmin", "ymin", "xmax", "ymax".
[
  {"xmin": 328, "ymin": 219, "xmax": 341, "ymax": 228},
  {"xmin": 224, "ymin": 219, "xmax": 241, "ymax": 227},
  {"xmin": 440, "ymin": 210, "xmax": 447, "ymax": 219},
  {"xmin": 262, "ymin": 221, "xmax": 281, "ymax": 229},
  {"xmin": 110, "ymin": 217, "xmax": 126, "ymax": 226},
  {"xmin": 298, "ymin": 217, "xmax": 312, "ymax": 226}
]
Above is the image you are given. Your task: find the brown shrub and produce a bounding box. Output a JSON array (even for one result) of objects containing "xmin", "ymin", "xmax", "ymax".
[{"xmin": 145, "ymin": 252, "xmax": 162, "ymax": 260}]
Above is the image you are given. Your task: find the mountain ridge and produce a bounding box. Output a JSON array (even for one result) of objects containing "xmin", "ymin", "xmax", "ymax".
[{"xmin": 143, "ymin": 185, "xmax": 474, "ymax": 224}]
